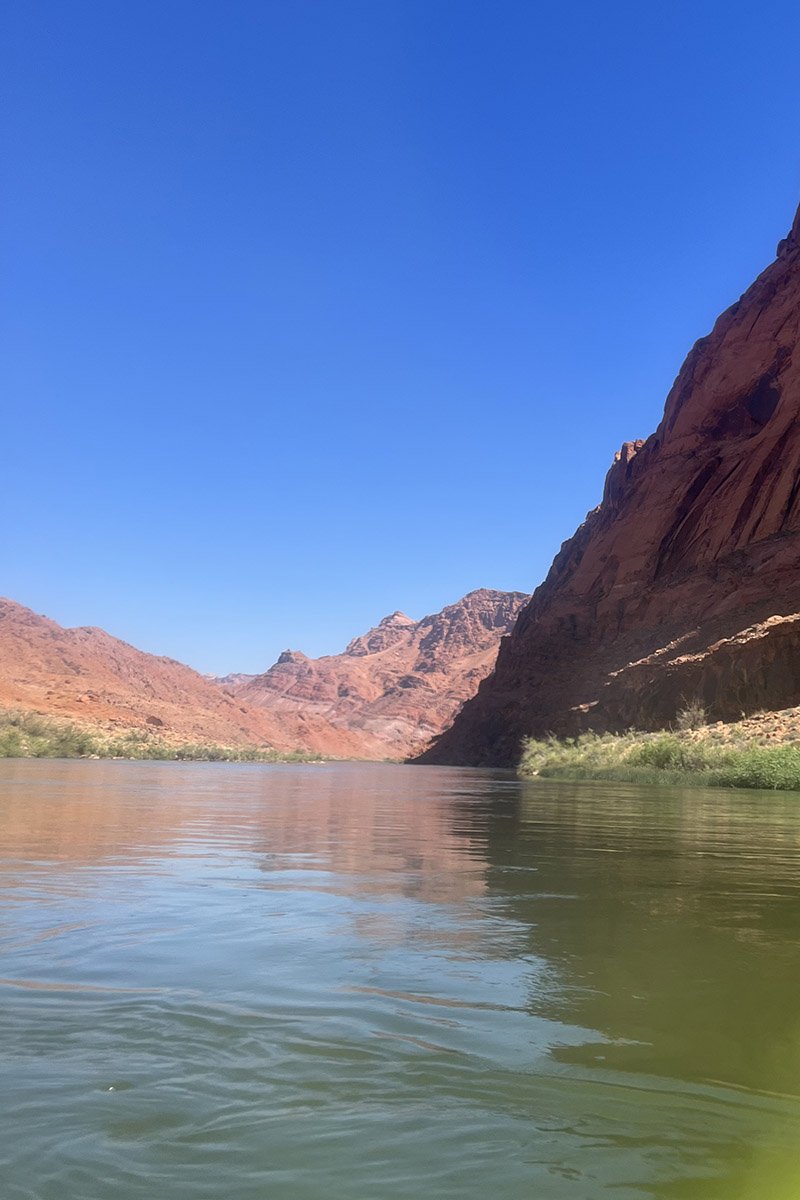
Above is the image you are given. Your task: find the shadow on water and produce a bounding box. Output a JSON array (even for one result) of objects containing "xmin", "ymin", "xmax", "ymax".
[{"xmin": 450, "ymin": 775, "xmax": 800, "ymax": 1197}]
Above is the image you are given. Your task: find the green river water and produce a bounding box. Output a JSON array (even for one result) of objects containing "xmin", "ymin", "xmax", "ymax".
[{"xmin": 1, "ymin": 760, "xmax": 799, "ymax": 1198}]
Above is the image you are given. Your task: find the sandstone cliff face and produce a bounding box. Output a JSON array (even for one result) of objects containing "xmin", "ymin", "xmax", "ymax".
[
  {"xmin": 421, "ymin": 203, "xmax": 800, "ymax": 765},
  {"xmin": 229, "ymin": 589, "xmax": 527, "ymax": 759}
]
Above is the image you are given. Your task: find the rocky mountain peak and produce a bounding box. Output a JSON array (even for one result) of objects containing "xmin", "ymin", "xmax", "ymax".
[
  {"xmin": 276, "ymin": 649, "xmax": 308, "ymax": 666},
  {"xmin": 379, "ymin": 611, "xmax": 414, "ymax": 627},
  {"xmin": 777, "ymin": 200, "xmax": 800, "ymax": 258},
  {"xmin": 228, "ymin": 589, "xmax": 527, "ymax": 758}
]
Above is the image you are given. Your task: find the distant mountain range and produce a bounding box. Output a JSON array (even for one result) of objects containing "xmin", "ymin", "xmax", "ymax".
[
  {"xmin": 0, "ymin": 590, "xmax": 526, "ymax": 758},
  {"xmin": 220, "ymin": 589, "xmax": 527, "ymax": 758}
]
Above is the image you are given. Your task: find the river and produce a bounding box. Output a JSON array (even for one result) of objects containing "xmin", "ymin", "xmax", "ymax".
[{"xmin": 1, "ymin": 760, "xmax": 799, "ymax": 1198}]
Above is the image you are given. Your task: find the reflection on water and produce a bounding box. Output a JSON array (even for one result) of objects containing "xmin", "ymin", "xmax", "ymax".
[{"xmin": 1, "ymin": 761, "xmax": 800, "ymax": 1198}]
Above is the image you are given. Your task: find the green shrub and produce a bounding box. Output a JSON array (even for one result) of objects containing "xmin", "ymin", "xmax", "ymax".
[
  {"xmin": 0, "ymin": 709, "xmax": 313, "ymax": 763},
  {"xmin": 518, "ymin": 729, "xmax": 800, "ymax": 792},
  {"xmin": 627, "ymin": 735, "xmax": 722, "ymax": 772},
  {"xmin": 709, "ymin": 746, "xmax": 800, "ymax": 791}
]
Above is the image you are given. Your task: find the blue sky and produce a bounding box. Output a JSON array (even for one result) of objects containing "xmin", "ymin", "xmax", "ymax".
[{"xmin": 3, "ymin": 0, "xmax": 799, "ymax": 673}]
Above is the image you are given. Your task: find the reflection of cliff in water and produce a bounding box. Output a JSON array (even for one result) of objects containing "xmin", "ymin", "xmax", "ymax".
[
  {"xmin": 244, "ymin": 768, "xmax": 525, "ymax": 965},
  {"xmin": 0, "ymin": 759, "xmax": 208, "ymax": 868},
  {"xmin": 0, "ymin": 759, "xmax": 499, "ymax": 903},
  {"xmin": 247, "ymin": 764, "xmax": 497, "ymax": 905},
  {"xmin": 459, "ymin": 777, "xmax": 800, "ymax": 1100},
  {"xmin": 6, "ymin": 759, "xmax": 800, "ymax": 1105}
]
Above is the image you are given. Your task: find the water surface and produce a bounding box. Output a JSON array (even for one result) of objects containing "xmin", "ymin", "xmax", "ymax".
[{"xmin": 2, "ymin": 760, "xmax": 800, "ymax": 1198}]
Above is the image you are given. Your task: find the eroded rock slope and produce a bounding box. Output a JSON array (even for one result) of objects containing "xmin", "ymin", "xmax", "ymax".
[
  {"xmin": 229, "ymin": 589, "xmax": 527, "ymax": 758},
  {"xmin": 0, "ymin": 598, "xmax": 310, "ymax": 751}
]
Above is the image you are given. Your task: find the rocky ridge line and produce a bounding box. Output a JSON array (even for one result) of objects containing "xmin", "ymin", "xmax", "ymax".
[{"xmin": 227, "ymin": 588, "xmax": 527, "ymax": 759}]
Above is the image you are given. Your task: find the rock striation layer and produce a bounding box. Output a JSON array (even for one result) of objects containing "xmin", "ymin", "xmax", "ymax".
[
  {"xmin": 228, "ymin": 589, "xmax": 527, "ymax": 759},
  {"xmin": 421, "ymin": 202, "xmax": 800, "ymax": 765}
]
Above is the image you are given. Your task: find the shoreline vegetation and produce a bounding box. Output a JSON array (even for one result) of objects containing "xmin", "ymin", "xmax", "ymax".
[
  {"xmin": 9, "ymin": 704, "xmax": 800, "ymax": 787},
  {"xmin": 519, "ymin": 707, "xmax": 800, "ymax": 791},
  {"xmin": 0, "ymin": 710, "xmax": 318, "ymax": 764}
]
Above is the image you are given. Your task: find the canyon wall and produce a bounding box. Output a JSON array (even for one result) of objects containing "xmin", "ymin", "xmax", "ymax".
[{"xmin": 421, "ymin": 203, "xmax": 800, "ymax": 765}]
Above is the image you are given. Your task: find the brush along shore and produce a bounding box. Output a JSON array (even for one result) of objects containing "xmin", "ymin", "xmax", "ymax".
[
  {"xmin": 519, "ymin": 706, "xmax": 800, "ymax": 791},
  {"xmin": 0, "ymin": 710, "xmax": 319, "ymax": 763}
]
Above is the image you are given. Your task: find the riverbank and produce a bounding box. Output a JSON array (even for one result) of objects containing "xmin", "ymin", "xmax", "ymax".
[
  {"xmin": 0, "ymin": 710, "xmax": 316, "ymax": 763},
  {"xmin": 519, "ymin": 709, "xmax": 800, "ymax": 790}
]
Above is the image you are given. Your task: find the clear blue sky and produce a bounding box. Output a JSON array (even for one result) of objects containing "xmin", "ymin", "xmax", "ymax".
[{"xmin": 3, "ymin": 1, "xmax": 799, "ymax": 673}]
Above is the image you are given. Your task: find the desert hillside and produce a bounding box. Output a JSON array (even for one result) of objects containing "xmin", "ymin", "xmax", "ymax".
[{"xmin": 0, "ymin": 598, "xmax": 306, "ymax": 750}]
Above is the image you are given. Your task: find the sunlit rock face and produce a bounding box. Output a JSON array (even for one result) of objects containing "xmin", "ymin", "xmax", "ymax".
[
  {"xmin": 422, "ymin": 204, "xmax": 800, "ymax": 766},
  {"xmin": 0, "ymin": 590, "xmax": 526, "ymax": 760},
  {"xmin": 0, "ymin": 597, "xmax": 300, "ymax": 750},
  {"xmin": 228, "ymin": 589, "xmax": 527, "ymax": 759}
]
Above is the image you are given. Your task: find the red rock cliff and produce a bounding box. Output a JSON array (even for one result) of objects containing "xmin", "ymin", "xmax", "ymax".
[{"xmin": 421, "ymin": 202, "xmax": 800, "ymax": 765}]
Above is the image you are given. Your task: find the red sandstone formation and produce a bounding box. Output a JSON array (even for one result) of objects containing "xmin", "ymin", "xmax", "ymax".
[
  {"xmin": 0, "ymin": 598, "xmax": 310, "ymax": 751},
  {"xmin": 228, "ymin": 590, "xmax": 527, "ymax": 759},
  {"xmin": 0, "ymin": 590, "xmax": 524, "ymax": 758},
  {"xmin": 421, "ymin": 202, "xmax": 800, "ymax": 765}
]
